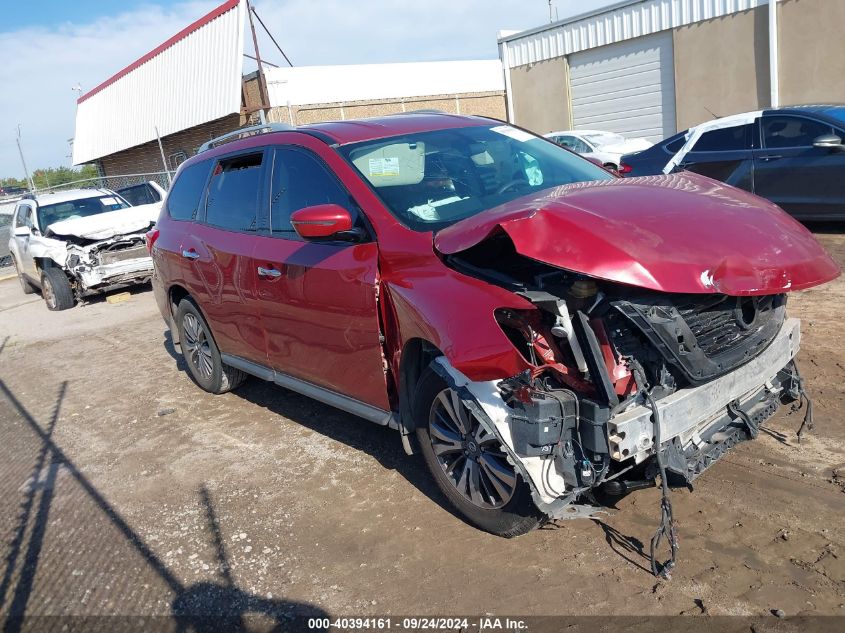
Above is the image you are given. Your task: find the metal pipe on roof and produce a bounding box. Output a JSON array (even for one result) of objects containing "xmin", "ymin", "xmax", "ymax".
[{"xmin": 769, "ymin": 0, "xmax": 779, "ymax": 108}]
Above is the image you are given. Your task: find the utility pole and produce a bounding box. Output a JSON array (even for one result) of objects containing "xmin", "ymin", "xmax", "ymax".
[
  {"xmin": 246, "ymin": 0, "xmax": 270, "ymax": 124},
  {"xmin": 16, "ymin": 125, "xmax": 35, "ymax": 192}
]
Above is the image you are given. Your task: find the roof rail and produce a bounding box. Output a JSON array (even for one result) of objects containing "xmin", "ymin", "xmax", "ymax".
[{"xmin": 198, "ymin": 122, "xmax": 295, "ymax": 153}]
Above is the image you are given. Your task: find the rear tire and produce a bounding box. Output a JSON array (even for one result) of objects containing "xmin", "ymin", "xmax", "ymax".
[
  {"xmin": 41, "ymin": 267, "xmax": 75, "ymax": 310},
  {"xmin": 175, "ymin": 298, "xmax": 247, "ymax": 394},
  {"xmin": 414, "ymin": 366, "xmax": 544, "ymax": 537},
  {"xmin": 13, "ymin": 258, "xmax": 35, "ymax": 295}
]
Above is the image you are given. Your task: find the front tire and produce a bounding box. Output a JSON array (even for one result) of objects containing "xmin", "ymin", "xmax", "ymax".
[
  {"xmin": 414, "ymin": 366, "xmax": 544, "ymax": 537},
  {"xmin": 41, "ymin": 267, "xmax": 75, "ymax": 310},
  {"xmin": 175, "ymin": 298, "xmax": 247, "ymax": 394}
]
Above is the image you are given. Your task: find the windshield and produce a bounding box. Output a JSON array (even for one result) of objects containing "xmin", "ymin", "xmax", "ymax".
[
  {"xmin": 37, "ymin": 194, "xmax": 130, "ymax": 229},
  {"xmin": 583, "ymin": 132, "xmax": 626, "ymax": 147},
  {"xmin": 339, "ymin": 124, "xmax": 613, "ymax": 232}
]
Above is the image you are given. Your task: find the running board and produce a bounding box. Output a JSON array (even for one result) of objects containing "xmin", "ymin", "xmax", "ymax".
[{"xmin": 220, "ymin": 353, "xmax": 397, "ymax": 429}]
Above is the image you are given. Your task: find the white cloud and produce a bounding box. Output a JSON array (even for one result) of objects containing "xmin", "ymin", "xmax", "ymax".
[{"xmin": 0, "ymin": 0, "xmax": 609, "ymax": 177}]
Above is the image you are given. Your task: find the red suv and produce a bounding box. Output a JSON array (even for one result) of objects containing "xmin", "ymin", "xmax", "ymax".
[{"xmin": 150, "ymin": 114, "xmax": 838, "ymax": 564}]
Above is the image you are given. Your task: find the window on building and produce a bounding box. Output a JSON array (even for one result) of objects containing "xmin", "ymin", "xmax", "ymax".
[
  {"xmin": 692, "ymin": 125, "xmax": 751, "ymax": 152},
  {"xmin": 270, "ymin": 148, "xmax": 354, "ymax": 236},
  {"xmin": 167, "ymin": 160, "xmax": 211, "ymax": 221},
  {"xmin": 762, "ymin": 116, "xmax": 832, "ymax": 149},
  {"xmin": 205, "ymin": 153, "xmax": 264, "ymax": 232}
]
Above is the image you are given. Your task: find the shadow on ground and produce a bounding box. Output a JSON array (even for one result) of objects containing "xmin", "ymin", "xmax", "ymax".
[{"xmin": 0, "ymin": 366, "xmax": 329, "ymax": 631}]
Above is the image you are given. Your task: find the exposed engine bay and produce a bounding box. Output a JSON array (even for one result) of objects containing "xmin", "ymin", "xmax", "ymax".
[
  {"xmin": 61, "ymin": 231, "xmax": 154, "ymax": 294},
  {"xmin": 433, "ymin": 233, "xmax": 813, "ymax": 576}
]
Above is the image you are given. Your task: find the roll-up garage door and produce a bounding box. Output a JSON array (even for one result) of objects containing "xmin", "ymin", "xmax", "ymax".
[{"xmin": 569, "ymin": 32, "xmax": 676, "ymax": 142}]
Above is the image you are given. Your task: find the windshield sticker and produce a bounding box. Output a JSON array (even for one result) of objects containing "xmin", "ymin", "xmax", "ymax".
[
  {"xmin": 490, "ymin": 125, "xmax": 535, "ymax": 143},
  {"xmin": 368, "ymin": 157, "xmax": 400, "ymax": 178},
  {"xmin": 100, "ymin": 197, "xmax": 120, "ymax": 206}
]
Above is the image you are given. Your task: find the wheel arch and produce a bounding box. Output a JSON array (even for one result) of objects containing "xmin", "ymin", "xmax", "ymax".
[{"xmin": 397, "ymin": 337, "xmax": 443, "ymax": 452}]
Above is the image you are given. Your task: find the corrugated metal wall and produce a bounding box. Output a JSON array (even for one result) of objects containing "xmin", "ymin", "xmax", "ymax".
[
  {"xmin": 502, "ymin": 0, "xmax": 768, "ymax": 67},
  {"xmin": 569, "ymin": 32, "xmax": 676, "ymax": 141},
  {"xmin": 73, "ymin": 0, "xmax": 245, "ymax": 165}
]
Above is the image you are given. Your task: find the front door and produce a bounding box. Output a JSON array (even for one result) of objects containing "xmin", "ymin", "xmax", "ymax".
[
  {"xmin": 753, "ymin": 114, "xmax": 845, "ymax": 219},
  {"xmin": 250, "ymin": 145, "xmax": 389, "ymax": 410}
]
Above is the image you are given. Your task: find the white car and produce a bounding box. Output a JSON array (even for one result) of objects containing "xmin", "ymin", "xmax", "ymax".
[
  {"xmin": 8, "ymin": 188, "xmax": 161, "ymax": 310},
  {"xmin": 545, "ymin": 130, "xmax": 653, "ymax": 170}
]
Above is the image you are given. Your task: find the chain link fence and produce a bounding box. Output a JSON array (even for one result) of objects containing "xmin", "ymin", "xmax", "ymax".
[{"xmin": 0, "ymin": 172, "xmax": 171, "ymax": 271}]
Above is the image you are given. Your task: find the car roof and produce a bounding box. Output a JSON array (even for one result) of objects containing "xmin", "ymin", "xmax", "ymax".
[
  {"xmin": 545, "ymin": 130, "xmax": 619, "ymax": 137},
  {"xmin": 300, "ymin": 112, "xmax": 495, "ymax": 146},
  {"xmin": 26, "ymin": 188, "xmax": 113, "ymax": 206},
  {"xmin": 190, "ymin": 113, "xmax": 501, "ymax": 165}
]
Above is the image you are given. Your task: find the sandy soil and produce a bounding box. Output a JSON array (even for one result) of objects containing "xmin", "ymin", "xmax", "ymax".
[{"xmin": 0, "ymin": 231, "xmax": 843, "ymax": 627}]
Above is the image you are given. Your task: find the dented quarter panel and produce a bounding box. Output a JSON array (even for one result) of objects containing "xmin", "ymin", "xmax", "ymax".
[{"xmin": 434, "ymin": 172, "xmax": 840, "ymax": 296}]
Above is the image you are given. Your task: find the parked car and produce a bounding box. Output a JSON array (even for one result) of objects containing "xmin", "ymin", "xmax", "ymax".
[
  {"xmin": 8, "ymin": 188, "xmax": 161, "ymax": 310},
  {"xmin": 545, "ymin": 130, "xmax": 652, "ymax": 170},
  {"xmin": 116, "ymin": 181, "xmax": 167, "ymax": 207},
  {"xmin": 150, "ymin": 114, "xmax": 838, "ymax": 554},
  {"xmin": 620, "ymin": 105, "xmax": 845, "ymax": 219},
  {"xmin": 0, "ymin": 213, "xmax": 12, "ymax": 267}
]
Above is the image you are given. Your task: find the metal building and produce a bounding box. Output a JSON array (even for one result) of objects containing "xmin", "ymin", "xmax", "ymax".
[
  {"xmin": 72, "ymin": 0, "xmax": 506, "ymax": 182},
  {"xmin": 499, "ymin": 0, "xmax": 845, "ymax": 140}
]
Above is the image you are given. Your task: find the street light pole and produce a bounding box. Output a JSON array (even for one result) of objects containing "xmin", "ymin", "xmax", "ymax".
[{"xmin": 16, "ymin": 124, "xmax": 35, "ymax": 192}]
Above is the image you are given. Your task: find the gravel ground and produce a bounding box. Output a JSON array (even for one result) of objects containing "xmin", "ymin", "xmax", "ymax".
[{"xmin": 0, "ymin": 230, "xmax": 843, "ymax": 630}]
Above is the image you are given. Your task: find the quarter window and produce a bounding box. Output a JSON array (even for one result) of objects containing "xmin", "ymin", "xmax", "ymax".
[
  {"xmin": 762, "ymin": 116, "xmax": 832, "ymax": 149},
  {"xmin": 270, "ymin": 148, "xmax": 354, "ymax": 236},
  {"xmin": 205, "ymin": 153, "xmax": 263, "ymax": 232},
  {"xmin": 167, "ymin": 160, "xmax": 212, "ymax": 221}
]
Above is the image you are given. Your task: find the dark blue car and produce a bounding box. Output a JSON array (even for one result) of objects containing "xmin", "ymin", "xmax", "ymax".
[{"xmin": 620, "ymin": 105, "xmax": 845, "ymax": 220}]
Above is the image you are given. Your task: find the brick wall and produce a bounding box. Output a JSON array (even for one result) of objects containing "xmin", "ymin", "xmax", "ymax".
[
  {"xmin": 98, "ymin": 91, "xmax": 506, "ymax": 177},
  {"xmin": 99, "ymin": 113, "xmax": 242, "ymax": 177},
  {"xmin": 267, "ymin": 91, "xmax": 507, "ymax": 126}
]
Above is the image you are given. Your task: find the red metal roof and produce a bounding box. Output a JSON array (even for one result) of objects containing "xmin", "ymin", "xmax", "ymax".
[{"xmin": 77, "ymin": 0, "xmax": 240, "ymax": 104}]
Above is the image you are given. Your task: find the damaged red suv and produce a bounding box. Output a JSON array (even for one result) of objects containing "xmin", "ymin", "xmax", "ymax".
[{"xmin": 150, "ymin": 113, "xmax": 838, "ymax": 570}]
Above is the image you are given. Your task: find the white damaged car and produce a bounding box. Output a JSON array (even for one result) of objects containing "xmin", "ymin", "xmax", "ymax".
[{"xmin": 8, "ymin": 188, "xmax": 161, "ymax": 310}]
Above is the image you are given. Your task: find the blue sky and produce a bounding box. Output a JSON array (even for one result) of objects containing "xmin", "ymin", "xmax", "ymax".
[{"xmin": 0, "ymin": 0, "xmax": 615, "ymax": 177}]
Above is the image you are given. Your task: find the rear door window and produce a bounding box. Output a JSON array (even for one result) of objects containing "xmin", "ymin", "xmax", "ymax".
[
  {"xmin": 692, "ymin": 125, "xmax": 752, "ymax": 152},
  {"xmin": 167, "ymin": 160, "xmax": 212, "ymax": 221},
  {"xmin": 269, "ymin": 148, "xmax": 356, "ymax": 238},
  {"xmin": 762, "ymin": 116, "xmax": 833, "ymax": 149},
  {"xmin": 205, "ymin": 152, "xmax": 264, "ymax": 232}
]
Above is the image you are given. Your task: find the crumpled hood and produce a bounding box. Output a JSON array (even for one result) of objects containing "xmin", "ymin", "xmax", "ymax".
[
  {"xmin": 434, "ymin": 172, "xmax": 840, "ymax": 296},
  {"xmin": 46, "ymin": 203, "xmax": 161, "ymax": 241}
]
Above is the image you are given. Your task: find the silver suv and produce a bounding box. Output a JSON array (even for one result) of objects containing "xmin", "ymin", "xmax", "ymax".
[{"xmin": 8, "ymin": 188, "xmax": 161, "ymax": 310}]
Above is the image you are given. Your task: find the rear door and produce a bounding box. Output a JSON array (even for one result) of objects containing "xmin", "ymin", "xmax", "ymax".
[
  {"xmin": 752, "ymin": 114, "xmax": 845, "ymax": 218},
  {"xmin": 674, "ymin": 124, "xmax": 755, "ymax": 191},
  {"xmin": 250, "ymin": 143, "xmax": 389, "ymax": 410},
  {"xmin": 178, "ymin": 150, "xmax": 269, "ymax": 365}
]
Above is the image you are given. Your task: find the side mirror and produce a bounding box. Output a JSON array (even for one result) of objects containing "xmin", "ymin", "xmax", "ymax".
[
  {"xmin": 813, "ymin": 133, "xmax": 844, "ymax": 150},
  {"xmin": 290, "ymin": 204, "xmax": 357, "ymax": 241},
  {"xmin": 13, "ymin": 226, "xmax": 31, "ymax": 237}
]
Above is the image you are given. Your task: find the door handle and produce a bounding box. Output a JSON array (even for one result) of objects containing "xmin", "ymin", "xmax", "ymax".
[
  {"xmin": 257, "ymin": 266, "xmax": 283, "ymax": 279},
  {"xmin": 759, "ymin": 154, "xmax": 782, "ymax": 162},
  {"xmin": 181, "ymin": 249, "xmax": 199, "ymax": 260}
]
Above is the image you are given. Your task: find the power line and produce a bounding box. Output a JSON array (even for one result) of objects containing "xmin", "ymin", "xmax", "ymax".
[{"xmin": 250, "ymin": 5, "xmax": 293, "ymax": 67}]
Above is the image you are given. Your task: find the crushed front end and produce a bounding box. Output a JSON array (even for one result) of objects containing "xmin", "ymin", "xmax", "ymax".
[
  {"xmin": 63, "ymin": 232, "xmax": 154, "ymax": 296},
  {"xmin": 436, "ymin": 246, "xmax": 814, "ymax": 575}
]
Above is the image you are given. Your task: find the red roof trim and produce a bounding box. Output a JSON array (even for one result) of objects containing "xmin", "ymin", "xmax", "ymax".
[{"xmin": 77, "ymin": 0, "xmax": 240, "ymax": 104}]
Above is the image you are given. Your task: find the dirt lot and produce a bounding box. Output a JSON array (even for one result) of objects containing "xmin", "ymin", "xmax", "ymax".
[{"xmin": 0, "ymin": 230, "xmax": 844, "ymax": 628}]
